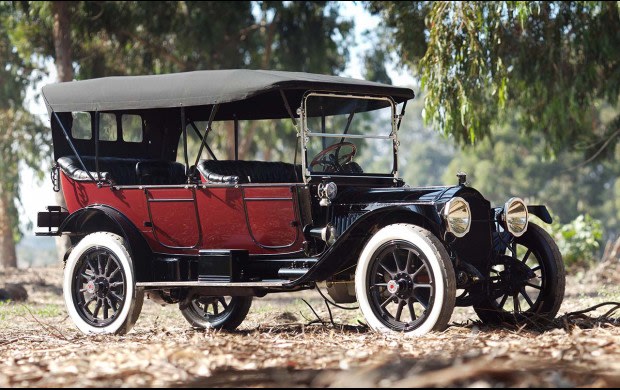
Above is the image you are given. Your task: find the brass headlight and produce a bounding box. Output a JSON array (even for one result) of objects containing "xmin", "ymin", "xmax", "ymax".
[
  {"xmin": 442, "ymin": 197, "xmax": 471, "ymax": 238},
  {"xmin": 504, "ymin": 197, "xmax": 528, "ymax": 237}
]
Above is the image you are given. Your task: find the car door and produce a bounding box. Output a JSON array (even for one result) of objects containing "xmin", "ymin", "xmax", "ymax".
[
  {"xmin": 242, "ymin": 184, "xmax": 303, "ymax": 249},
  {"xmin": 144, "ymin": 187, "xmax": 201, "ymax": 249}
]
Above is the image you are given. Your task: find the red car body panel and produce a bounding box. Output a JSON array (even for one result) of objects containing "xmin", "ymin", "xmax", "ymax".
[{"xmin": 61, "ymin": 172, "xmax": 304, "ymax": 255}]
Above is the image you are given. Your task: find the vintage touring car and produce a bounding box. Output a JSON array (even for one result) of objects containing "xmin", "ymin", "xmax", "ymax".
[{"xmin": 37, "ymin": 69, "xmax": 565, "ymax": 335}]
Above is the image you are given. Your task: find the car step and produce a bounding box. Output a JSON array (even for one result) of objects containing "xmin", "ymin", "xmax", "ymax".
[{"xmin": 136, "ymin": 280, "xmax": 291, "ymax": 288}]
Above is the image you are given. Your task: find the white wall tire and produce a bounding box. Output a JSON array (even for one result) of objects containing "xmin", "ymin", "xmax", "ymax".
[
  {"xmin": 355, "ymin": 224, "xmax": 456, "ymax": 336},
  {"xmin": 63, "ymin": 232, "xmax": 143, "ymax": 335}
]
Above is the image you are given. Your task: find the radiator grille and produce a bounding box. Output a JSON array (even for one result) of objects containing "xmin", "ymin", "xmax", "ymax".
[
  {"xmin": 450, "ymin": 193, "xmax": 493, "ymax": 268},
  {"xmin": 333, "ymin": 212, "xmax": 363, "ymax": 236}
]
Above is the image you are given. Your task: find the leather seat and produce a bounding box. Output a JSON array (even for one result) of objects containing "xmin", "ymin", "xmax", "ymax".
[
  {"xmin": 57, "ymin": 156, "xmax": 186, "ymax": 185},
  {"xmin": 197, "ymin": 160, "xmax": 303, "ymax": 184},
  {"xmin": 136, "ymin": 160, "xmax": 186, "ymax": 185}
]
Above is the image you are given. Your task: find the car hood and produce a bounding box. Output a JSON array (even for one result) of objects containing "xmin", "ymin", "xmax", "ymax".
[{"xmin": 334, "ymin": 185, "xmax": 461, "ymax": 208}]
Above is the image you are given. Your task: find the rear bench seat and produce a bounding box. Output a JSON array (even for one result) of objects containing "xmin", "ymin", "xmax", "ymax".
[
  {"xmin": 57, "ymin": 156, "xmax": 186, "ymax": 185},
  {"xmin": 196, "ymin": 160, "xmax": 303, "ymax": 184}
]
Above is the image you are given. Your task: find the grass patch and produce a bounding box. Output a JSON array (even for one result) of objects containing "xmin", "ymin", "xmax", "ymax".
[{"xmin": 0, "ymin": 301, "xmax": 63, "ymax": 321}]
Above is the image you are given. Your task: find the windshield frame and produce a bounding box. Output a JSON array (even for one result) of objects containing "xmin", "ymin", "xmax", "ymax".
[{"xmin": 300, "ymin": 92, "xmax": 399, "ymax": 183}]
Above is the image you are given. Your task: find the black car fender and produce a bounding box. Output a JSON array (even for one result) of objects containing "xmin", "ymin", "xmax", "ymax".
[
  {"xmin": 527, "ymin": 205, "xmax": 553, "ymax": 224},
  {"xmin": 289, "ymin": 204, "xmax": 443, "ymax": 285},
  {"xmin": 59, "ymin": 205, "xmax": 152, "ymax": 282}
]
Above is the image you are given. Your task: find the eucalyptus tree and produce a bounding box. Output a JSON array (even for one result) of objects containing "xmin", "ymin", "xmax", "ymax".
[
  {"xmin": 0, "ymin": 1, "xmax": 48, "ymax": 268},
  {"xmin": 369, "ymin": 1, "xmax": 620, "ymax": 160}
]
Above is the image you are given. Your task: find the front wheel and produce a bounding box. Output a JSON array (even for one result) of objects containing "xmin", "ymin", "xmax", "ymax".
[
  {"xmin": 63, "ymin": 232, "xmax": 144, "ymax": 335},
  {"xmin": 355, "ymin": 224, "xmax": 456, "ymax": 336},
  {"xmin": 180, "ymin": 295, "xmax": 252, "ymax": 331},
  {"xmin": 473, "ymin": 223, "xmax": 565, "ymax": 325}
]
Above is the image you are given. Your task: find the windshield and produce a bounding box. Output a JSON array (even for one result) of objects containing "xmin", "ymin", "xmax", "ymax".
[{"xmin": 303, "ymin": 94, "xmax": 396, "ymax": 177}]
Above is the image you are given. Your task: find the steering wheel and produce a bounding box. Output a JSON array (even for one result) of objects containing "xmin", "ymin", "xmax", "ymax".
[{"xmin": 310, "ymin": 142, "xmax": 357, "ymax": 173}]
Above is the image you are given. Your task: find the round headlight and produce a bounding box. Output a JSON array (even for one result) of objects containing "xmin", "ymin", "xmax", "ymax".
[
  {"xmin": 504, "ymin": 197, "xmax": 528, "ymax": 237},
  {"xmin": 442, "ymin": 197, "xmax": 471, "ymax": 238}
]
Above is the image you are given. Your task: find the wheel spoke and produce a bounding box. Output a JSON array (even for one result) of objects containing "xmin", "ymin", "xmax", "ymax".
[
  {"xmin": 107, "ymin": 296, "xmax": 117, "ymax": 312},
  {"xmin": 412, "ymin": 291, "xmax": 428, "ymax": 309},
  {"xmin": 530, "ymin": 265, "xmax": 541, "ymax": 273},
  {"xmin": 392, "ymin": 249, "xmax": 402, "ymax": 272},
  {"xmin": 109, "ymin": 281, "xmax": 124, "ymax": 288},
  {"xmin": 413, "ymin": 283, "xmax": 432, "ymax": 289},
  {"xmin": 407, "ymin": 299, "xmax": 416, "ymax": 320},
  {"xmin": 218, "ymin": 297, "xmax": 228, "ymax": 310},
  {"xmin": 525, "ymin": 281, "xmax": 542, "ymax": 290},
  {"xmin": 395, "ymin": 300, "xmax": 405, "ymax": 322},
  {"xmin": 371, "ymin": 283, "xmax": 388, "ymax": 289},
  {"xmin": 410, "ymin": 263, "xmax": 428, "ymax": 280},
  {"xmin": 213, "ymin": 302, "xmax": 219, "ymax": 316},
  {"xmin": 513, "ymin": 293, "xmax": 520, "ymax": 313},
  {"xmin": 498, "ymin": 293, "xmax": 509, "ymax": 308},
  {"xmin": 110, "ymin": 291, "xmax": 124, "ymax": 303},
  {"xmin": 87, "ymin": 258, "xmax": 97, "ymax": 274},
  {"xmin": 380, "ymin": 294, "xmax": 395, "ymax": 309},
  {"xmin": 103, "ymin": 299, "xmax": 109, "ymax": 319},
  {"xmin": 108, "ymin": 267, "xmax": 120, "ymax": 279},
  {"xmin": 93, "ymin": 299, "xmax": 102, "ymax": 318},
  {"xmin": 379, "ymin": 263, "xmax": 395, "ymax": 278},
  {"xmin": 80, "ymin": 272, "xmax": 92, "ymax": 280},
  {"xmin": 81, "ymin": 295, "xmax": 97, "ymax": 308},
  {"xmin": 510, "ymin": 242, "xmax": 517, "ymax": 259},
  {"xmin": 97, "ymin": 254, "xmax": 104, "ymax": 275},
  {"xmin": 405, "ymin": 251, "xmax": 413, "ymax": 273},
  {"xmin": 521, "ymin": 249, "xmax": 532, "ymax": 264},
  {"xmin": 104, "ymin": 256, "xmax": 111, "ymax": 277},
  {"xmin": 520, "ymin": 287, "xmax": 535, "ymax": 308}
]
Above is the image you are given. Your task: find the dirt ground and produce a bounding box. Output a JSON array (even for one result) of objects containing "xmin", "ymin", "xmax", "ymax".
[{"xmin": 1, "ymin": 263, "xmax": 620, "ymax": 388}]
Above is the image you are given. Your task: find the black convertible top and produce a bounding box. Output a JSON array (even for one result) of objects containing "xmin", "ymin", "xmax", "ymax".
[{"xmin": 42, "ymin": 69, "xmax": 414, "ymax": 119}]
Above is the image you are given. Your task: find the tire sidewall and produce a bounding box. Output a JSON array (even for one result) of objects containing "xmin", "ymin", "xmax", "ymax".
[
  {"xmin": 517, "ymin": 225, "xmax": 562, "ymax": 314},
  {"xmin": 63, "ymin": 232, "xmax": 136, "ymax": 334},
  {"xmin": 355, "ymin": 224, "xmax": 449, "ymax": 336},
  {"xmin": 474, "ymin": 223, "xmax": 565, "ymax": 323},
  {"xmin": 180, "ymin": 296, "xmax": 252, "ymax": 331}
]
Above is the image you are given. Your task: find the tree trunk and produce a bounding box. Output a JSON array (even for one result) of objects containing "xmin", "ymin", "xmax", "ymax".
[
  {"xmin": 52, "ymin": 1, "xmax": 74, "ymax": 82},
  {"xmin": 52, "ymin": 1, "xmax": 73, "ymax": 262},
  {"xmin": 0, "ymin": 187, "xmax": 17, "ymax": 268}
]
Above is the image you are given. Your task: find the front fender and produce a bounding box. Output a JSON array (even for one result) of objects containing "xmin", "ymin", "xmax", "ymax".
[
  {"xmin": 527, "ymin": 205, "xmax": 553, "ymax": 224},
  {"xmin": 60, "ymin": 205, "xmax": 152, "ymax": 282},
  {"xmin": 288, "ymin": 205, "xmax": 443, "ymax": 285}
]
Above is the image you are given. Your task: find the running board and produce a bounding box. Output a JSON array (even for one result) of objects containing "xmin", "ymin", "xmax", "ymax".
[{"xmin": 136, "ymin": 280, "xmax": 290, "ymax": 288}]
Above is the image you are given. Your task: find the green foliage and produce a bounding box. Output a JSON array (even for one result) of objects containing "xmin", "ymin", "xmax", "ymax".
[
  {"xmin": 545, "ymin": 214, "xmax": 603, "ymax": 268},
  {"xmin": 0, "ymin": 2, "xmax": 49, "ymax": 243},
  {"xmin": 440, "ymin": 122, "xmax": 620, "ymax": 240},
  {"xmin": 6, "ymin": 1, "xmax": 352, "ymax": 78},
  {"xmin": 0, "ymin": 110, "xmax": 49, "ymax": 241},
  {"xmin": 369, "ymin": 1, "xmax": 620, "ymax": 161}
]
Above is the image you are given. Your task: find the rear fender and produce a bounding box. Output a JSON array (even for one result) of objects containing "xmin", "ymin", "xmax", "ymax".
[{"xmin": 60, "ymin": 205, "xmax": 152, "ymax": 282}]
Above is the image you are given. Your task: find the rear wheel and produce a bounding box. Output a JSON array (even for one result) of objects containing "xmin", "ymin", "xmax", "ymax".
[
  {"xmin": 180, "ymin": 295, "xmax": 252, "ymax": 331},
  {"xmin": 63, "ymin": 232, "xmax": 144, "ymax": 335},
  {"xmin": 474, "ymin": 223, "xmax": 565, "ymax": 325},
  {"xmin": 355, "ymin": 224, "xmax": 456, "ymax": 335}
]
